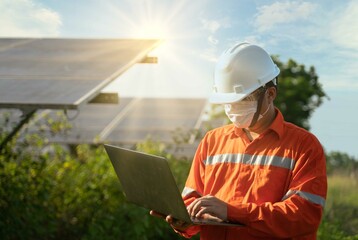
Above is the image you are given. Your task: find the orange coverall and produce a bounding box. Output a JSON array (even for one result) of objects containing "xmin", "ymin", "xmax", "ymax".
[{"xmin": 178, "ymin": 109, "xmax": 327, "ymax": 240}]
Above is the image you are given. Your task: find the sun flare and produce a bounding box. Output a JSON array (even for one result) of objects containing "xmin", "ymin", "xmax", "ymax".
[
  {"xmin": 104, "ymin": 1, "xmax": 211, "ymax": 98},
  {"xmin": 134, "ymin": 20, "xmax": 171, "ymax": 40}
]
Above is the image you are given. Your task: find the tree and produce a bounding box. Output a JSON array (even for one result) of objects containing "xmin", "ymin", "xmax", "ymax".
[
  {"xmin": 273, "ymin": 56, "xmax": 327, "ymax": 130},
  {"xmin": 325, "ymin": 151, "xmax": 358, "ymax": 174}
]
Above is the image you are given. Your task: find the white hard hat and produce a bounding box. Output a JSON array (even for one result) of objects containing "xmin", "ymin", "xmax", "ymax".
[{"xmin": 209, "ymin": 42, "xmax": 280, "ymax": 104}]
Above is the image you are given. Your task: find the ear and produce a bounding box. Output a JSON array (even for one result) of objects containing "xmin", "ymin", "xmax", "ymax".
[{"xmin": 266, "ymin": 87, "xmax": 277, "ymax": 102}]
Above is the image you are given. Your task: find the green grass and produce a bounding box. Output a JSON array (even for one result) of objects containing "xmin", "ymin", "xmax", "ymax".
[
  {"xmin": 318, "ymin": 173, "xmax": 358, "ymax": 239},
  {"xmin": 326, "ymin": 173, "xmax": 358, "ymax": 207}
]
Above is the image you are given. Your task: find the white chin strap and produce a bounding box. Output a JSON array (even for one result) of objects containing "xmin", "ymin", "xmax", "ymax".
[{"xmin": 255, "ymin": 103, "xmax": 271, "ymax": 123}]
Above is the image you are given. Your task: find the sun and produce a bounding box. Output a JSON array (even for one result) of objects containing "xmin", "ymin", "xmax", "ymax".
[{"xmin": 133, "ymin": 20, "xmax": 171, "ymax": 40}]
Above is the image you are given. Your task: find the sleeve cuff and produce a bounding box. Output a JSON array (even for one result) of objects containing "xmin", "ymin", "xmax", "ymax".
[
  {"xmin": 173, "ymin": 225, "xmax": 201, "ymax": 238},
  {"xmin": 227, "ymin": 202, "xmax": 250, "ymax": 225}
]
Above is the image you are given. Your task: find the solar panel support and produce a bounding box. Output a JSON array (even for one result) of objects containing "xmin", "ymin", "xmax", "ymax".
[
  {"xmin": 89, "ymin": 92, "xmax": 119, "ymax": 104},
  {"xmin": 0, "ymin": 107, "xmax": 36, "ymax": 153},
  {"xmin": 140, "ymin": 56, "xmax": 158, "ymax": 64}
]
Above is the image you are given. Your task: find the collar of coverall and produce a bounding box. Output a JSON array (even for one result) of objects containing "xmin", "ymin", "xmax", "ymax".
[{"xmin": 225, "ymin": 108, "xmax": 284, "ymax": 139}]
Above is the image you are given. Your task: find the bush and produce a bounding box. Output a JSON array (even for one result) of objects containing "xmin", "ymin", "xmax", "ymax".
[
  {"xmin": 0, "ymin": 140, "xmax": 191, "ymax": 239},
  {"xmin": 317, "ymin": 173, "xmax": 358, "ymax": 239}
]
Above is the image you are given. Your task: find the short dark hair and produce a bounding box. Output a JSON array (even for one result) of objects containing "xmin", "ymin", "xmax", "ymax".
[{"xmin": 265, "ymin": 77, "xmax": 278, "ymax": 90}]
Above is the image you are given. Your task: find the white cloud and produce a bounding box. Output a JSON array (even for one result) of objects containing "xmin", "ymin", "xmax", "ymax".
[
  {"xmin": 0, "ymin": 0, "xmax": 62, "ymax": 37},
  {"xmin": 208, "ymin": 35, "xmax": 219, "ymax": 45},
  {"xmin": 198, "ymin": 45, "xmax": 218, "ymax": 62},
  {"xmin": 329, "ymin": 0, "xmax": 358, "ymax": 49},
  {"xmin": 200, "ymin": 16, "xmax": 231, "ymax": 33},
  {"xmin": 201, "ymin": 19, "xmax": 221, "ymax": 33},
  {"xmin": 254, "ymin": 1, "xmax": 317, "ymax": 32},
  {"xmin": 199, "ymin": 16, "xmax": 232, "ymax": 61}
]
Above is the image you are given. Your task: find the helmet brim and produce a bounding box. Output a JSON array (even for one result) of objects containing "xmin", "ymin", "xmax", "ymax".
[{"xmin": 208, "ymin": 92, "xmax": 247, "ymax": 104}]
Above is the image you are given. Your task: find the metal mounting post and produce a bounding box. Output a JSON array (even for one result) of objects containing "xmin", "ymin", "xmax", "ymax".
[{"xmin": 0, "ymin": 108, "xmax": 37, "ymax": 153}]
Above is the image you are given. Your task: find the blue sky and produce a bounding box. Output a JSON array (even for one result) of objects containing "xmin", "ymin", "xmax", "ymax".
[{"xmin": 1, "ymin": 0, "xmax": 357, "ymax": 157}]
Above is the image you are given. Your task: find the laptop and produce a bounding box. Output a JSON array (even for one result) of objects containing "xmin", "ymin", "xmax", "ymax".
[{"xmin": 104, "ymin": 144, "xmax": 243, "ymax": 227}]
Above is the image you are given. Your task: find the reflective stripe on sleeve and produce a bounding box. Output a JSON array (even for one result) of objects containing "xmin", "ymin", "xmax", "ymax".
[
  {"xmin": 204, "ymin": 153, "xmax": 295, "ymax": 170},
  {"xmin": 282, "ymin": 189, "xmax": 326, "ymax": 207},
  {"xmin": 182, "ymin": 187, "xmax": 202, "ymax": 198}
]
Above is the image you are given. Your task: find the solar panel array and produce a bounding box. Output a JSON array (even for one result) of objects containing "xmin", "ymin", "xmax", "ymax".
[
  {"xmin": 0, "ymin": 38, "xmax": 214, "ymax": 158},
  {"xmin": 0, "ymin": 38, "xmax": 160, "ymax": 109}
]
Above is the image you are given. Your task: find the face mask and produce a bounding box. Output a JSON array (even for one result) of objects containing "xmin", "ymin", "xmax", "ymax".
[
  {"xmin": 224, "ymin": 101, "xmax": 271, "ymax": 128},
  {"xmin": 224, "ymin": 101, "xmax": 257, "ymax": 128}
]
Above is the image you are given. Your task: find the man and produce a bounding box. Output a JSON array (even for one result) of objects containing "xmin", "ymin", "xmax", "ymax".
[{"xmin": 151, "ymin": 42, "xmax": 327, "ymax": 239}]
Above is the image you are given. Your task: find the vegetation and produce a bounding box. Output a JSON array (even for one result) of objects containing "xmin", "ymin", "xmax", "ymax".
[
  {"xmin": 319, "ymin": 174, "xmax": 358, "ymax": 240},
  {"xmin": 326, "ymin": 151, "xmax": 358, "ymax": 175},
  {"xmin": 0, "ymin": 138, "xmax": 191, "ymax": 240},
  {"xmin": 317, "ymin": 152, "xmax": 358, "ymax": 239},
  {"xmin": 272, "ymin": 56, "xmax": 327, "ymax": 130}
]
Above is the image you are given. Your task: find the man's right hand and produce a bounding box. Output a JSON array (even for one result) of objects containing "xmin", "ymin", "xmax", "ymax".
[{"xmin": 149, "ymin": 210, "xmax": 192, "ymax": 232}]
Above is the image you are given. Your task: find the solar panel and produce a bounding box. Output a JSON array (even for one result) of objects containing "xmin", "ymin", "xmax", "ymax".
[
  {"xmin": 41, "ymin": 98, "xmax": 206, "ymax": 143},
  {"xmin": 1, "ymin": 98, "xmax": 210, "ymax": 158},
  {"xmin": 106, "ymin": 98, "xmax": 206, "ymax": 143},
  {"xmin": 0, "ymin": 38, "xmax": 160, "ymax": 109},
  {"xmin": 10, "ymin": 97, "xmax": 206, "ymax": 158}
]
